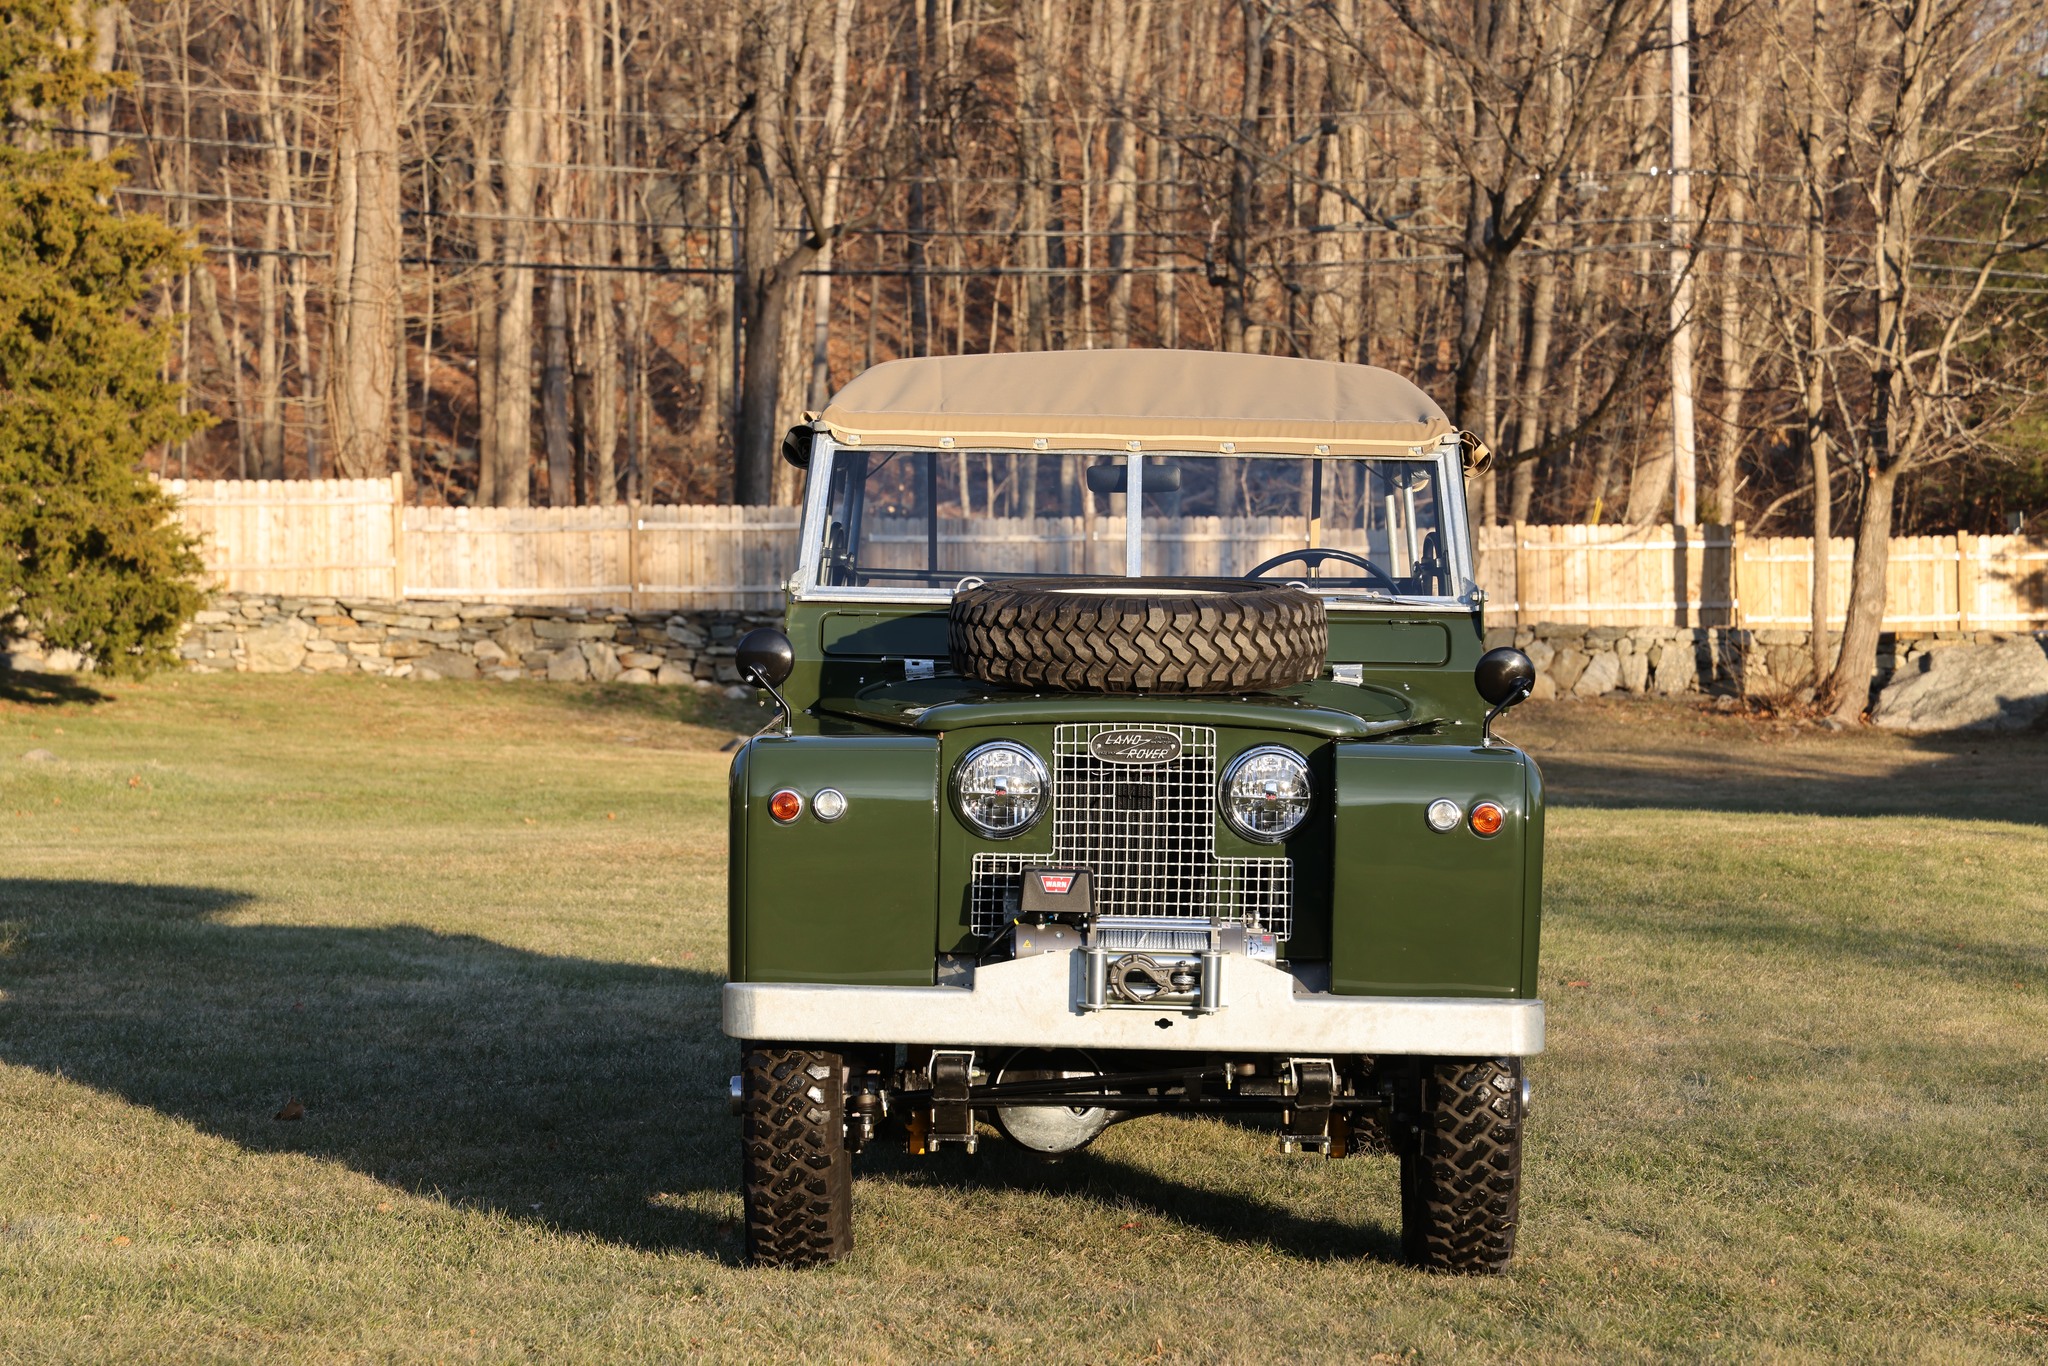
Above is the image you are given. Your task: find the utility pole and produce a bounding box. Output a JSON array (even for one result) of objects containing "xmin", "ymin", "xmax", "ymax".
[{"xmin": 1669, "ymin": 0, "xmax": 1698, "ymax": 525}]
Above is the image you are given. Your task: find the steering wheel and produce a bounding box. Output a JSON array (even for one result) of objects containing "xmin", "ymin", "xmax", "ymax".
[{"xmin": 1245, "ymin": 547, "xmax": 1398, "ymax": 592}]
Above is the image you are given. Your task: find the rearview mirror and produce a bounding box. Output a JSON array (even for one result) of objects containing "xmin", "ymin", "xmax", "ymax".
[
  {"xmin": 781, "ymin": 425, "xmax": 816, "ymax": 470},
  {"xmin": 736, "ymin": 627, "xmax": 795, "ymax": 688},
  {"xmin": 1475, "ymin": 647, "xmax": 1535, "ymax": 707}
]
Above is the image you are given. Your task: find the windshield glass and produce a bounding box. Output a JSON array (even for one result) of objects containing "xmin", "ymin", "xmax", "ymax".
[{"xmin": 813, "ymin": 448, "xmax": 1454, "ymax": 597}]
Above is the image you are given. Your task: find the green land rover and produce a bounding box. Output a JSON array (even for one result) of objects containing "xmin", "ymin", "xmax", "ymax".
[{"xmin": 724, "ymin": 350, "xmax": 1541, "ymax": 1272}]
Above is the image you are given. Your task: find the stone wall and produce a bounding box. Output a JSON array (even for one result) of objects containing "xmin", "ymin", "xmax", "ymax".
[
  {"xmin": 0, "ymin": 594, "xmax": 781, "ymax": 693},
  {"xmin": 5, "ymin": 595, "xmax": 2039, "ymax": 705},
  {"xmin": 1485, "ymin": 621, "xmax": 2048, "ymax": 703}
]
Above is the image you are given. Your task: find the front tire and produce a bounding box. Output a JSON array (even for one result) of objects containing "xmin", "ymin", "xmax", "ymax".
[
  {"xmin": 1397, "ymin": 1057, "xmax": 1524, "ymax": 1274},
  {"xmin": 739, "ymin": 1045, "xmax": 853, "ymax": 1268}
]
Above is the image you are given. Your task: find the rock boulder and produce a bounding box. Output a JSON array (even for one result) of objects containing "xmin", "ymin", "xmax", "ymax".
[
  {"xmin": 242, "ymin": 617, "xmax": 311, "ymax": 672},
  {"xmin": 1872, "ymin": 638, "xmax": 2048, "ymax": 732}
]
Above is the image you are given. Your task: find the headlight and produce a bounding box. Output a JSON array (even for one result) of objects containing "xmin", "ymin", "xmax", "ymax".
[
  {"xmin": 953, "ymin": 741, "xmax": 1049, "ymax": 838},
  {"xmin": 1220, "ymin": 746, "xmax": 1311, "ymax": 843}
]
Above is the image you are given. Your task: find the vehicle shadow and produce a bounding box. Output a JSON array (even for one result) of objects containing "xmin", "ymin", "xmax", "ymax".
[
  {"xmin": 865, "ymin": 1133, "xmax": 1404, "ymax": 1263},
  {"xmin": 0, "ymin": 878, "xmax": 742, "ymax": 1260},
  {"xmin": 0, "ymin": 668, "xmax": 113, "ymax": 708},
  {"xmin": 0, "ymin": 879, "xmax": 1396, "ymax": 1266}
]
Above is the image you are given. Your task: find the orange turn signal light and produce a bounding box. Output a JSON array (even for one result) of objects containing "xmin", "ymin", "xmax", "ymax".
[
  {"xmin": 1469, "ymin": 801, "xmax": 1505, "ymax": 837},
  {"xmin": 769, "ymin": 789, "xmax": 803, "ymax": 823}
]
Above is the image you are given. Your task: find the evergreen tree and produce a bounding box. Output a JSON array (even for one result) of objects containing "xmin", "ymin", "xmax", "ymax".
[{"xmin": 0, "ymin": 1, "xmax": 207, "ymax": 677}]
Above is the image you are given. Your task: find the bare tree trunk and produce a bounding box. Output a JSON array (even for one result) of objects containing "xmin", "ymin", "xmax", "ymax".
[
  {"xmin": 734, "ymin": 3, "xmax": 836, "ymax": 503},
  {"xmin": 1223, "ymin": 0, "xmax": 1269, "ymax": 353},
  {"xmin": 1711, "ymin": 53, "xmax": 1762, "ymax": 523},
  {"xmin": 1309, "ymin": 2, "xmax": 1361, "ymax": 363},
  {"xmin": 1015, "ymin": 0, "xmax": 1059, "ymax": 351},
  {"xmin": 1801, "ymin": 0, "xmax": 1833, "ymax": 693},
  {"xmin": 254, "ymin": 0, "xmax": 288, "ymax": 478},
  {"xmin": 487, "ymin": 0, "xmax": 545, "ymax": 507},
  {"xmin": 1510, "ymin": 237, "xmax": 1558, "ymax": 522},
  {"xmin": 808, "ymin": 0, "xmax": 856, "ymax": 406},
  {"xmin": 542, "ymin": 269, "xmax": 575, "ymax": 503},
  {"xmin": 283, "ymin": 0, "xmax": 320, "ymax": 477},
  {"xmin": 582, "ymin": 0, "xmax": 619, "ymax": 505},
  {"xmin": 329, "ymin": 0, "xmax": 401, "ymax": 477},
  {"xmin": 1102, "ymin": 0, "xmax": 1147, "ymax": 348}
]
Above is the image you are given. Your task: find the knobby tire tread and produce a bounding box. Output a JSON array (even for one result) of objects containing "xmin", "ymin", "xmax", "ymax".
[
  {"xmin": 949, "ymin": 578, "xmax": 1327, "ymax": 695},
  {"xmin": 1398, "ymin": 1057, "xmax": 1523, "ymax": 1274},
  {"xmin": 740, "ymin": 1045, "xmax": 853, "ymax": 1268}
]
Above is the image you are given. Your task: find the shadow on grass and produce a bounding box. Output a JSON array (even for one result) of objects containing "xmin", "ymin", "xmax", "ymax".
[
  {"xmin": 866, "ymin": 1134, "xmax": 1402, "ymax": 1263},
  {"xmin": 1523, "ymin": 726, "xmax": 2048, "ymax": 826},
  {"xmin": 0, "ymin": 878, "xmax": 738, "ymax": 1259},
  {"xmin": 547, "ymin": 679, "xmax": 767, "ymax": 733},
  {"xmin": 0, "ymin": 879, "xmax": 1392, "ymax": 1265},
  {"xmin": 0, "ymin": 669, "xmax": 113, "ymax": 708}
]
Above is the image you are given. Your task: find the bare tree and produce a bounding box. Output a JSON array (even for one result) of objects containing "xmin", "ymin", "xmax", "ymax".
[
  {"xmin": 1818, "ymin": 1, "xmax": 2046, "ymax": 718},
  {"xmin": 733, "ymin": 0, "xmax": 844, "ymax": 504},
  {"xmin": 330, "ymin": 0, "xmax": 403, "ymax": 477}
]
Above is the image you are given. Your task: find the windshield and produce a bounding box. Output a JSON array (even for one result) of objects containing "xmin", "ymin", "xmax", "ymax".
[{"xmin": 811, "ymin": 448, "xmax": 1457, "ymax": 597}]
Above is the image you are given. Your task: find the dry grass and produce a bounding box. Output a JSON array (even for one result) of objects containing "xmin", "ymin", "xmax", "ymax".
[{"xmin": 2, "ymin": 675, "xmax": 2044, "ymax": 1362}]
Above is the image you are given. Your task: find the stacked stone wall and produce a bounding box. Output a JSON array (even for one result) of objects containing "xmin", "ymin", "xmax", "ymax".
[
  {"xmin": 5, "ymin": 595, "xmax": 2040, "ymax": 703},
  {"xmin": 0, "ymin": 594, "xmax": 781, "ymax": 693},
  {"xmin": 1484, "ymin": 622, "xmax": 2048, "ymax": 702}
]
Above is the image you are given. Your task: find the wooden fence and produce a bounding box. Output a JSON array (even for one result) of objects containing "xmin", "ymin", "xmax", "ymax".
[
  {"xmin": 1473, "ymin": 523, "xmax": 2048, "ymax": 630},
  {"xmin": 164, "ymin": 477, "xmax": 800, "ymax": 610},
  {"xmin": 163, "ymin": 479, "xmax": 2048, "ymax": 626}
]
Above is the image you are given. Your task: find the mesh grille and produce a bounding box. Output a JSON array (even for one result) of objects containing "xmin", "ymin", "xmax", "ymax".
[{"xmin": 968, "ymin": 723, "xmax": 1291, "ymax": 939}]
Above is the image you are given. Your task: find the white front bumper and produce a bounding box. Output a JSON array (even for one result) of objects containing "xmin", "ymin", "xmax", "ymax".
[{"xmin": 723, "ymin": 951, "xmax": 1544, "ymax": 1056}]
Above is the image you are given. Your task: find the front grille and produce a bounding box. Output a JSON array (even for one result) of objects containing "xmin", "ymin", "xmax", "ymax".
[{"xmin": 969, "ymin": 723, "xmax": 1291, "ymax": 939}]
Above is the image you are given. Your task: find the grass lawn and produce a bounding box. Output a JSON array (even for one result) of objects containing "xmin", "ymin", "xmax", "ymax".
[{"xmin": 1, "ymin": 671, "xmax": 2044, "ymax": 1362}]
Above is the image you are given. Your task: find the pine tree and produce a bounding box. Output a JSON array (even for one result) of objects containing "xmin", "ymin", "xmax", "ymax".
[{"xmin": 0, "ymin": 1, "xmax": 207, "ymax": 677}]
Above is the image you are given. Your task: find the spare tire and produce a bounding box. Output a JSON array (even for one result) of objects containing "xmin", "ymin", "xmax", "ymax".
[{"xmin": 949, "ymin": 577, "xmax": 1327, "ymax": 695}]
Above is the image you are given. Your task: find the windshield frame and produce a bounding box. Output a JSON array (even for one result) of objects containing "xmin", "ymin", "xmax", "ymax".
[{"xmin": 790, "ymin": 434, "xmax": 1479, "ymax": 609}]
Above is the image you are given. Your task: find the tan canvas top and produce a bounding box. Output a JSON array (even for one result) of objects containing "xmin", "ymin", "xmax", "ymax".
[{"xmin": 814, "ymin": 351, "xmax": 1453, "ymax": 457}]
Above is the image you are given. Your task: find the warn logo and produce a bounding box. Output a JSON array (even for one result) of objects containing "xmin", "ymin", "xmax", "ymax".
[{"xmin": 1036, "ymin": 873, "xmax": 1076, "ymax": 895}]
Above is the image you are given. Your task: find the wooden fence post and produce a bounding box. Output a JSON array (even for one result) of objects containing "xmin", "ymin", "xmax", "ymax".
[
  {"xmin": 1512, "ymin": 521, "xmax": 1529, "ymax": 628},
  {"xmin": 627, "ymin": 498, "xmax": 641, "ymax": 612},
  {"xmin": 1730, "ymin": 521, "xmax": 1746, "ymax": 630},
  {"xmin": 389, "ymin": 470, "xmax": 406, "ymax": 601},
  {"xmin": 1956, "ymin": 530, "xmax": 1974, "ymax": 632}
]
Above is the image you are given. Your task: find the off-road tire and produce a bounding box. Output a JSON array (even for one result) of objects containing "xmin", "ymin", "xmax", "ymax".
[
  {"xmin": 1397, "ymin": 1057, "xmax": 1523, "ymax": 1274},
  {"xmin": 949, "ymin": 577, "xmax": 1327, "ymax": 695},
  {"xmin": 739, "ymin": 1045, "xmax": 853, "ymax": 1268}
]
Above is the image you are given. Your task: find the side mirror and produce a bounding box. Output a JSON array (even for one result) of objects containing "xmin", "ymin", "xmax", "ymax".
[
  {"xmin": 780, "ymin": 425, "xmax": 816, "ymax": 470},
  {"xmin": 736, "ymin": 627, "xmax": 794, "ymax": 688},
  {"xmin": 1475, "ymin": 646, "xmax": 1535, "ymax": 706},
  {"xmin": 736, "ymin": 627, "xmax": 796, "ymax": 736},
  {"xmin": 1474, "ymin": 646, "xmax": 1535, "ymax": 747}
]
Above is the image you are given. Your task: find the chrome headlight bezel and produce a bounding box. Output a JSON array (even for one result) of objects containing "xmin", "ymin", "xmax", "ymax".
[
  {"xmin": 1219, "ymin": 745, "xmax": 1312, "ymax": 843},
  {"xmin": 951, "ymin": 740, "xmax": 1050, "ymax": 839}
]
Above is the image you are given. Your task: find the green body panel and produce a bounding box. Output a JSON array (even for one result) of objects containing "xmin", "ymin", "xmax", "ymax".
[
  {"xmin": 1325, "ymin": 619, "xmax": 1451, "ymax": 665},
  {"xmin": 729, "ymin": 733, "xmax": 940, "ymax": 986},
  {"xmin": 1328, "ymin": 743, "xmax": 1538, "ymax": 998},
  {"xmin": 727, "ymin": 596, "xmax": 1544, "ymax": 999}
]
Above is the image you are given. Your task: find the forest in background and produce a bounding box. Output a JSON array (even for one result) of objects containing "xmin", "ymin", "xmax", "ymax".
[{"xmin": 89, "ymin": 0, "xmax": 2048, "ymax": 535}]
